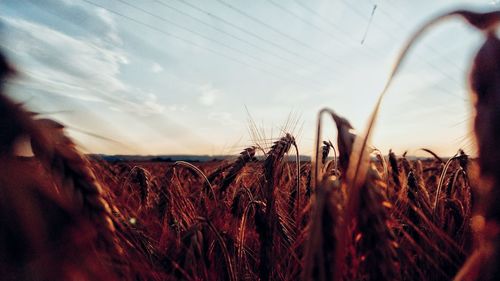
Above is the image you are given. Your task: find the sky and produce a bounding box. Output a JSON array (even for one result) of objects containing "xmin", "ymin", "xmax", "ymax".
[{"xmin": 0, "ymin": 0, "xmax": 498, "ymax": 157}]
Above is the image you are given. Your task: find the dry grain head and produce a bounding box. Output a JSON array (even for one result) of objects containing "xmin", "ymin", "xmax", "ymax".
[
  {"xmin": 356, "ymin": 166, "xmax": 400, "ymax": 281},
  {"xmin": 331, "ymin": 114, "xmax": 355, "ymax": 174},
  {"xmin": 219, "ymin": 146, "xmax": 256, "ymax": 195},
  {"xmin": 321, "ymin": 141, "xmax": 331, "ymax": 165},
  {"xmin": 388, "ymin": 150, "xmax": 401, "ymax": 189},
  {"xmin": 258, "ymin": 133, "xmax": 296, "ymax": 281},
  {"xmin": 128, "ymin": 166, "xmax": 152, "ymax": 208},
  {"xmin": 459, "ymin": 10, "xmax": 500, "ymax": 31},
  {"xmin": 458, "ymin": 149, "xmax": 469, "ymax": 173},
  {"xmin": 302, "ymin": 176, "xmax": 340, "ymax": 281}
]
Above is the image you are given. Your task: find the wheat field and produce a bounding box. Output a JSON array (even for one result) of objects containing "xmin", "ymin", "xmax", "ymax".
[{"xmin": 1, "ymin": 8, "xmax": 500, "ymax": 281}]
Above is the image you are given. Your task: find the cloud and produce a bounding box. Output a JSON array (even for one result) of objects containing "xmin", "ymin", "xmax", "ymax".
[
  {"xmin": 151, "ymin": 62, "xmax": 163, "ymax": 73},
  {"xmin": 167, "ymin": 104, "xmax": 187, "ymax": 112},
  {"xmin": 198, "ymin": 83, "xmax": 221, "ymax": 106},
  {"xmin": 208, "ymin": 112, "xmax": 239, "ymax": 126},
  {"xmin": 110, "ymin": 91, "xmax": 166, "ymax": 116},
  {"xmin": 0, "ymin": 10, "xmax": 163, "ymax": 115},
  {"xmin": 9, "ymin": 0, "xmax": 122, "ymax": 45},
  {"xmin": 2, "ymin": 16, "xmax": 125, "ymax": 97}
]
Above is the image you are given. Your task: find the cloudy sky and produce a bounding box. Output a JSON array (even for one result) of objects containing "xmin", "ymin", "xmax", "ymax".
[{"xmin": 0, "ymin": 0, "xmax": 497, "ymax": 156}]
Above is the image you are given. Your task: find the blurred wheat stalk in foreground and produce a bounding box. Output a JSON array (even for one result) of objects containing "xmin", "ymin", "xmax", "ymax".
[{"xmin": 1, "ymin": 8, "xmax": 500, "ymax": 281}]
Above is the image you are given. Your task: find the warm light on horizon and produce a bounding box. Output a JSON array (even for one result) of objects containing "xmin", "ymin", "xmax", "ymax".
[{"xmin": 0, "ymin": 0, "xmax": 491, "ymax": 158}]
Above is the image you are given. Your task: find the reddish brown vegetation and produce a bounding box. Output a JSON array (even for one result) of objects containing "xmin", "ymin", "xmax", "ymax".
[{"xmin": 2, "ymin": 7, "xmax": 500, "ymax": 281}]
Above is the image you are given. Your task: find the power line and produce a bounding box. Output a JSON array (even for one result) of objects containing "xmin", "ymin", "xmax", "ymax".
[
  {"xmin": 375, "ymin": 3, "xmax": 466, "ymax": 73},
  {"xmin": 339, "ymin": 0, "xmax": 464, "ymax": 86},
  {"xmin": 361, "ymin": 4, "xmax": 377, "ymax": 44},
  {"xmin": 215, "ymin": 0, "xmax": 344, "ymax": 65},
  {"xmin": 114, "ymin": 0, "xmax": 315, "ymax": 82},
  {"xmin": 404, "ymin": 81, "xmax": 468, "ymax": 102},
  {"xmin": 267, "ymin": 0, "xmax": 384, "ymax": 60},
  {"xmin": 24, "ymin": 0, "xmax": 219, "ymax": 92},
  {"xmin": 173, "ymin": 0, "xmax": 343, "ymax": 74},
  {"xmin": 154, "ymin": 0, "xmax": 297, "ymax": 66},
  {"xmin": 116, "ymin": 0, "xmax": 332, "ymax": 90},
  {"xmin": 28, "ymin": 0, "xmax": 318, "ymax": 94},
  {"xmin": 80, "ymin": 0, "xmax": 323, "ymax": 91},
  {"xmin": 376, "ymin": 2, "xmax": 404, "ymax": 26},
  {"xmin": 151, "ymin": 0, "xmax": 329, "ymax": 82},
  {"xmin": 22, "ymin": 0, "xmax": 112, "ymax": 54},
  {"xmin": 339, "ymin": 1, "xmax": 467, "ymax": 104},
  {"xmin": 290, "ymin": 0, "xmax": 388, "ymax": 59},
  {"xmin": 268, "ymin": 0, "xmax": 349, "ymax": 48},
  {"xmin": 115, "ymin": 0, "xmax": 332, "ymax": 89},
  {"xmin": 292, "ymin": 0, "xmax": 361, "ymax": 41},
  {"xmin": 289, "ymin": 0, "xmax": 465, "ymax": 101}
]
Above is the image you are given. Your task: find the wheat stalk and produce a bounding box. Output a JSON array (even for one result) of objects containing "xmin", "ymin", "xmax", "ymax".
[
  {"xmin": 219, "ymin": 146, "xmax": 256, "ymax": 195},
  {"xmin": 258, "ymin": 133, "xmax": 295, "ymax": 281}
]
